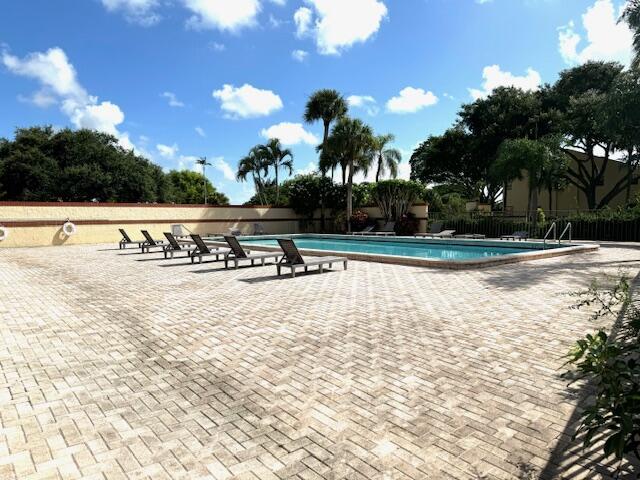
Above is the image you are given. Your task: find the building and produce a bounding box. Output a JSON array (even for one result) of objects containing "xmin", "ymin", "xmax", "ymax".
[{"xmin": 504, "ymin": 150, "xmax": 639, "ymax": 214}]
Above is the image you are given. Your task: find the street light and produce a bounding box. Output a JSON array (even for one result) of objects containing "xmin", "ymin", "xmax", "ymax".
[{"xmin": 196, "ymin": 156, "xmax": 212, "ymax": 204}]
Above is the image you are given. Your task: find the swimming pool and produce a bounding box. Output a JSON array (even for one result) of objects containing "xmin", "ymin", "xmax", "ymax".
[{"xmin": 217, "ymin": 234, "xmax": 598, "ymax": 269}]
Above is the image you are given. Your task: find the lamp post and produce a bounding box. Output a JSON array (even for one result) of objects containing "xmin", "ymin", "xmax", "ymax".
[{"xmin": 196, "ymin": 157, "xmax": 212, "ymax": 204}]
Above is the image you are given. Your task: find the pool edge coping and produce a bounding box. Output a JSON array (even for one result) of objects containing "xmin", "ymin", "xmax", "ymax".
[{"xmin": 204, "ymin": 234, "xmax": 600, "ymax": 270}]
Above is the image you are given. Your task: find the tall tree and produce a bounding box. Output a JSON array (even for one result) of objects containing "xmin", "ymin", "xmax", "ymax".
[
  {"xmin": 236, "ymin": 147, "xmax": 269, "ymax": 205},
  {"xmin": 304, "ymin": 89, "xmax": 348, "ymax": 231},
  {"xmin": 166, "ymin": 170, "xmax": 228, "ymax": 205},
  {"xmin": 372, "ymin": 134, "xmax": 402, "ymax": 182},
  {"xmin": 0, "ymin": 126, "xmax": 171, "ymax": 202},
  {"xmin": 551, "ymin": 61, "xmax": 624, "ymax": 209},
  {"xmin": 493, "ymin": 137, "xmax": 567, "ymax": 225},
  {"xmin": 324, "ymin": 118, "xmax": 374, "ymax": 232},
  {"xmin": 603, "ymin": 68, "xmax": 640, "ymax": 204},
  {"xmin": 410, "ymin": 127, "xmax": 481, "ymax": 200},
  {"xmin": 621, "ymin": 0, "xmax": 640, "ymax": 70},
  {"xmin": 257, "ymin": 138, "xmax": 293, "ymax": 204},
  {"xmin": 195, "ymin": 157, "xmax": 211, "ymax": 204}
]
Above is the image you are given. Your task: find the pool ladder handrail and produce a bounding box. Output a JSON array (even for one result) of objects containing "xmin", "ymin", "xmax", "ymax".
[
  {"xmin": 558, "ymin": 222, "xmax": 572, "ymax": 245},
  {"xmin": 543, "ymin": 222, "xmax": 556, "ymax": 248}
]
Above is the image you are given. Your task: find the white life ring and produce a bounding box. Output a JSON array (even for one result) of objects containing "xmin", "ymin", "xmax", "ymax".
[
  {"xmin": 0, "ymin": 226, "xmax": 8, "ymax": 242},
  {"xmin": 62, "ymin": 221, "xmax": 77, "ymax": 236}
]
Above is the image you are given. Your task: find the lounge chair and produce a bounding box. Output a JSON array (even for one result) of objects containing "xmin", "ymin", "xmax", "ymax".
[
  {"xmin": 223, "ymin": 235, "xmax": 281, "ymax": 269},
  {"xmin": 369, "ymin": 221, "xmax": 396, "ymax": 236},
  {"xmin": 414, "ymin": 222, "xmax": 443, "ymax": 237},
  {"xmin": 415, "ymin": 229, "xmax": 456, "ymax": 238},
  {"xmin": 190, "ymin": 234, "xmax": 230, "ymax": 263},
  {"xmin": 454, "ymin": 233, "xmax": 486, "ymax": 239},
  {"xmin": 501, "ymin": 231, "xmax": 529, "ymax": 241},
  {"xmin": 163, "ymin": 232, "xmax": 197, "ymax": 259},
  {"xmin": 141, "ymin": 230, "xmax": 166, "ymax": 253},
  {"xmin": 276, "ymin": 238, "xmax": 348, "ymax": 278},
  {"xmin": 253, "ymin": 223, "xmax": 266, "ymax": 235},
  {"xmin": 352, "ymin": 225, "xmax": 375, "ymax": 235},
  {"xmin": 118, "ymin": 228, "xmax": 144, "ymax": 249}
]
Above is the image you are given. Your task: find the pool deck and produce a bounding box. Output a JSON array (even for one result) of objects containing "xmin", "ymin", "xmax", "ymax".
[{"xmin": 1, "ymin": 242, "xmax": 639, "ymax": 479}]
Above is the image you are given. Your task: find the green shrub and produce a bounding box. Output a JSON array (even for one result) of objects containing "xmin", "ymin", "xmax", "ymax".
[
  {"xmin": 565, "ymin": 274, "xmax": 640, "ymax": 465},
  {"xmin": 395, "ymin": 213, "xmax": 419, "ymax": 236},
  {"xmin": 350, "ymin": 209, "xmax": 369, "ymax": 231},
  {"xmin": 371, "ymin": 179, "xmax": 425, "ymax": 221}
]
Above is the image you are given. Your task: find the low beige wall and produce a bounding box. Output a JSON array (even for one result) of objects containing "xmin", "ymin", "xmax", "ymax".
[
  {"xmin": 0, "ymin": 202, "xmax": 300, "ymax": 248},
  {"xmin": 0, "ymin": 202, "xmax": 430, "ymax": 248}
]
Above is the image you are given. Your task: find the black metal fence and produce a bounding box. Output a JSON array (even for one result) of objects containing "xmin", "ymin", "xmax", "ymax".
[{"xmin": 429, "ymin": 212, "xmax": 640, "ymax": 242}]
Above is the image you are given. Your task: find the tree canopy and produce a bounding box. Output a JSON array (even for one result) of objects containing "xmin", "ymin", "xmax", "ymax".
[
  {"xmin": 410, "ymin": 61, "xmax": 640, "ymax": 211},
  {"xmin": 0, "ymin": 126, "xmax": 228, "ymax": 204}
]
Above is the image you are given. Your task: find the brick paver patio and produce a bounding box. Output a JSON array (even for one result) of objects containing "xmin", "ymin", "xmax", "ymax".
[{"xmin": 1, "ymin": 243, "xmax": 640, "ymax": 480}]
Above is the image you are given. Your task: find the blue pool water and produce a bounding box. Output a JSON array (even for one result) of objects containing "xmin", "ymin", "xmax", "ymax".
[{"xmin": 237, "ymin": 236, "xmax": 552, "ymax": 261}]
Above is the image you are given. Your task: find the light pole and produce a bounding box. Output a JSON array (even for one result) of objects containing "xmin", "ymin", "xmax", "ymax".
[{"xmin": 196, "ymin": 157, "xmax": 212, "ymax": 204}]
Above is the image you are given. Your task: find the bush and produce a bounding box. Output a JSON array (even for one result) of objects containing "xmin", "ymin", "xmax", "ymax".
[
  {"xmin": 350, "ymin": 209, "xmax": 369, "ymax": 231},
  {"xmin": 371, "ymin": 179, "xmax": 425, "ymax": 221},
  {"xmin": 395, "ymin": 213, "xmax": 419, "ymax": 236},
  {"xmin": 565, "ymin": 274, "xmax": 640, "ymax": 465}
]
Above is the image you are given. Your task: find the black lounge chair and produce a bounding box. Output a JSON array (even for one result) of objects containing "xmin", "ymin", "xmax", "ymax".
[
  {"xmin": 223, "ymin": 235, "xmax": 281, "ymax": 269},
  {"xmin": 118, "ymin": 229, "xmax": 145, "ymax": 249},
  {"xmin": 190, "ymin": 234, "xmax": 229, "ymax": 263},
  {"xmin": 276, "ymin": 238, "xmax": 348, "ymax": 278},
  {"xmin": 501, "ymin": 231, "xmax": 529, "ymax": 241},
  {"xmin": 163, "ymin": 232, "xmax": 197, "ymax": 259},
  {"xmin": 140, "ymin": 230, "xmax": 166, "ymax": 253}
]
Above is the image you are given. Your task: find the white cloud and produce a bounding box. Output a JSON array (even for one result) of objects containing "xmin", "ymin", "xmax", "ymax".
[
  {"xmin": 295, "ymin": 161, "xmax": 317, "ymax": 175},
  {"xmin": 294, "ymin": 7, "xmax": 313, "ymax": 37},
  {"xmin": 157, "ymin": 143, "xmax": 179, "ymax": 158},
  {"xmin": 296, "ymin": 0, "xmax": 388, "ymax": 55},
  {"xmin": 558, "ymin": 0, "xmax": 632, "ymax": 67},
  {"xmin": 292, "ymin": 49, "xmax": 308, "ymax": 62},
  {"xmin": 468, "ymin": 65, "xmax": 542, "ymax": 100},
  {"xmin": 260, "ymin": 122, "xmax": 319, "ymax": 146},
  {"xmin": 101, "ymin": 0, "xmax": 160, "ymax": 26},
  {"xmin": 209, "ymin": 41, "xmax": 226, "ymax": 52},
  {"xmin": 161, "ymin": 91, "xmax": 184, "ymax": 107},
  {"xmin": 212, "ymin": 83, "xmax": 283, "ymax": 119},
  {"xmin": 195, "ymin": 126, "xmax": 206, "ymax": 137},
  {"xmin": 386, "ymin": 87, "xmax": 438, "ymax": 114},
  {"xmin": 214, "ymin": 157, "xmax": 236, "ymax": 181},
  {"xmin": 347, "ymin": 95, "xmax": 379, "ymax": 115},
  {"xmin": 183, "ymin": 0, "xmax": 261, "ymax": 31},
  {"xmin": 2, "ymin": 47, "xmax": 135, "ymax": 150}
]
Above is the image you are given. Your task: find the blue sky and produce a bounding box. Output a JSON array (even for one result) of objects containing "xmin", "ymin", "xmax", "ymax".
[{"xmin": 0, "ymin": 0, "xmax": 634, "ymax": 203}]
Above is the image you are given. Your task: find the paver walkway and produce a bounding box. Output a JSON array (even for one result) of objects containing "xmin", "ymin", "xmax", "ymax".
[{"xmin": 1, "ymin": 243, "xmax": 639, "ymax": 480}]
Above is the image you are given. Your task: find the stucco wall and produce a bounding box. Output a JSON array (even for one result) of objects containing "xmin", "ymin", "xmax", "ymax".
[
  {"xmin": 0, "ymin": 202, "xmax": 429, "ymax": 248},
  {"xmin": 0, "ymin": 203, "xmax": 300, "ymax": 248}
]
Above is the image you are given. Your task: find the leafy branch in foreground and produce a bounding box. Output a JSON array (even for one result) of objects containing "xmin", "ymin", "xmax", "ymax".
[{"xmin": 565, "ymin": 273, "xmax": 640, "ymax": 462}]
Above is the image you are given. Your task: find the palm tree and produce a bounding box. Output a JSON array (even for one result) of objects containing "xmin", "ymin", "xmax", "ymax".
[
  {"xmin": 304, "ymin": 89, "xmax": 348, "ymax": 231},
  {"xmin": 621, "ymin": 0, "xmax": 640, "ymax": 69},
  {"xmin": 304, "ymin": 89, "xmax": 349, "ymax": 154},
  {"xmin": 258, "ymin": 138, "xmax": 293, "ymax": 204},
  {"xmin": 196, "ymin": 157, "xmax": 212, "ymax": 204},
  {"xmin": 372, "ymin": 134, "xmax": 402, "ymax": 182},
  {"xmin": 237, "ymin": 147, "xmax": 268, "ymax": 205},
  {"xmin": 325, "ymin": 117, "xmax": 374, "ymax": 232}
]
